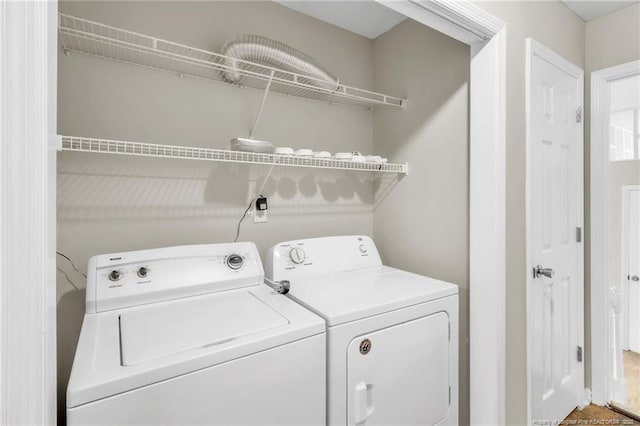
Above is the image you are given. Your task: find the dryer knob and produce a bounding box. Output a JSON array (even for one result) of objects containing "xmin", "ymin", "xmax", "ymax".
[
  {"xmin": 289, "ymin": 247, "xmax": 306, "ymax": 264},
  {"xmin": 109, "ymin": 270, "xmax": 122, "ymax": 281}
]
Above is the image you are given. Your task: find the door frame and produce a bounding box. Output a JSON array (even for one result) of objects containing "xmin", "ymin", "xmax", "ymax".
[
  {"xmin": 377, "ymin": 2, "xmax": 506, "ymax": 424},
  {"xmin": 590, "ymin": 60, "xmax": 640, "ymax": 405},
  {"xmin": 525, "ymin": 38, "xmax": 585, "ymax": 422},
  {"xmin": 0, "ymin": 0, "xmax": 507, "ymax": 423},
  {"xmin": 622, "ymin": 185, "xmax": 640, "ymax": 351},
  {"xmin": 0, "ymin": 0, "xmax": 58, "ymax": 424}
]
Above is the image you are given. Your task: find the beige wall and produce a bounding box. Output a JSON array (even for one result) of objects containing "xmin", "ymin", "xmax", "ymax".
[
  {"xmin": 372, "ymin": 19, "xmax": 470, "ymax": 424},
  {"xmin": 585, "ymin": 3, "xmax": 640, "ymax": 73},
  {"xmin": 473, "ymin": 2, "xmax": 585, "ymax": 424},
  {"xmin": 56, "ymin": 1, "xmax": 377, "ymax": 420},
  {"xmin": 584, "ymin": 1, "xmax": 640, "ymax": 390}
]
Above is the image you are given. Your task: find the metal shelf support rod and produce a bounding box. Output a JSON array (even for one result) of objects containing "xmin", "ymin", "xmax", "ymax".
[{"xmin": 250, "ymin": 70, "xmax": 275, "ymax": 139}]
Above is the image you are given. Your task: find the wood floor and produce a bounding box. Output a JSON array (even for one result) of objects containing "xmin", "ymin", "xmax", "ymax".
[
  {"xmin": 565, "ymin": 404, "xmax": 638, "ymax": 424},
  {"xmin": 563, "ymin": 351, "xmax": 640, "ymax": 424},
  {"xmin": 624, "ymin": 350, "xmax": 640, "ymax": 414}
]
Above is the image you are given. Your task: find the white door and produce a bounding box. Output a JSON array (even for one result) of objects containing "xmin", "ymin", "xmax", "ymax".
[
  {"xmin": 527, "ymin": 39, "xmax": 584, "ymax": 423},
  {"xmin": 624, "ymin": 187, "xmax": 640, "ymax": 352}
]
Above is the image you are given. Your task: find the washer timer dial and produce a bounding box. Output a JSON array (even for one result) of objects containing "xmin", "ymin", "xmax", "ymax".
[
  {"xmin": 289, "ymin": 247, "xmax": 306, "ymax": 264},
  {"xmin": 226, "ymin": 254, "xmax": 244, "ymax": 270}
]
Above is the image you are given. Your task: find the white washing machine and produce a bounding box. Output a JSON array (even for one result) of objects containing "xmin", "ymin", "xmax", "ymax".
[
  {"xmin": 67, "ymin": 242, "xmax": 326, "ymax": 425},
  {"xmin": 265, "ymin": 236, "xmax": 459, "ymax": 426}
]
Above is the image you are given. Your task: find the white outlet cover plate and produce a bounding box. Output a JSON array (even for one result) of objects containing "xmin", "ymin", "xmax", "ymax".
[{"xmin": 254, "ymin": 209, "xmax": 267, "ymax": 223}]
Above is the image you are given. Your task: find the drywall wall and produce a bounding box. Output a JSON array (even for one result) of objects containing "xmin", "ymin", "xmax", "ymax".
[
  {"xmin": 372, "ymin": 19, "xmax": 470, "ymax": 424},
  {"xmin": 584, "ymin": 2, "xmax": 640, "ymax": 388},
  {"xmin": 472, "ymin": 2, "xmax": 585, "ymax": 424},
  {"xmin": 585, "ymin": 3, "xmax": 640, "ymax": 73},
  {"xmin": 610, "ymin": 162, "xmax": 639, "ymax": 289},
  {"xmin": 56, "ymin": 1, "xmax": 380, "ymax": 420}
]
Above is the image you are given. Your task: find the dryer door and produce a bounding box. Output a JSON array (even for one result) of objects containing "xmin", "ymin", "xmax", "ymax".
[{"xmin": 347, "ymin": 312, "xmax": 451, "ymax": 426}]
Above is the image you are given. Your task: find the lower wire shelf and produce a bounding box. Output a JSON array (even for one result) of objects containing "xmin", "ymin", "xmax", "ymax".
[{"xmin": 59, "ymin": 136, "xmax": 409, "ymax": 175}]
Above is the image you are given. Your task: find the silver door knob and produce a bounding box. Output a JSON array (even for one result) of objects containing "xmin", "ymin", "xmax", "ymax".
[
  {"xmin": 630, "ymin": 275, "xmax": 639, "ymax": 282},
  {"xmin": 533, "ymin": 265, "xmax": 554, "ymax": 279}
]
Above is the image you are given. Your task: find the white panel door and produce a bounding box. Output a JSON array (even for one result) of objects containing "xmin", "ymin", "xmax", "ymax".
[
  {"xmin": 346, "ymin": 313, "xmax": 450, "ymax": 426},
  {"xmin": 528, "ymin": 39, "xmax": 584, "ymax": 423},
  {"xmin": 625, "ymin": 187, "xmax": 640, "ymax": 352}
]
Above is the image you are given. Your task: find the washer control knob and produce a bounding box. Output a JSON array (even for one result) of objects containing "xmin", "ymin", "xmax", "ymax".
[
  {"xmin": 137, "ymin": 267, "xmax": 148, "ymax": 278},
  {"xmin": 289, "ymin": 247, "xmax": 306, "ymax": 264},
  {"xmin": 359, "ymin": 244, "xmax": 367, "ymax": 254},
  {"xmin": 226, "ymin": 254, "xmax": 244, "ymax": 270},
  {"xmin": 109, "ymin": 270, "xmax": 122, "ymax": 282}
]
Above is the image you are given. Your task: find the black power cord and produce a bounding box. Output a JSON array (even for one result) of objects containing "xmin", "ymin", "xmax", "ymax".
[{"xmin": 56, "ymin": 251, "xmax": 86, "ymax": 291}]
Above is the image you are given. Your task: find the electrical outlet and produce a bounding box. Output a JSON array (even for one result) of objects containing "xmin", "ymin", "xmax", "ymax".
[
  {"xmin": 253, "ymin": 196, "xmax": 267, "ymax": 223},
  {"xmin": 253, "ymin": 208, "xmax": 267, "ymax": 223}
]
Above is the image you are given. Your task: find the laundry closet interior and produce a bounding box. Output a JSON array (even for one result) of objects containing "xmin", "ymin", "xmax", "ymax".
[{"xmin": 55, "ymin": 1, "xmax": 470, "ymax": 423}]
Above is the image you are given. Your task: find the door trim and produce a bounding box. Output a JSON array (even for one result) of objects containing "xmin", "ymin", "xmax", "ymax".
[
  {"xmin": 590, "ymin": 60, "xmax": 640, "ymax": 405},
  {"xmin": 468, "ymin": 28, "xmax": 506, "ymax": 426},
  {"xmin": 376, "ymin": 2, "xmax": 507, "ymax": 425},
  {"xmin": 525, "ymin": 37, "xmax": 585, "ymax": 424},
  {"xmin": 622, "ymin": 185, "xmax": 640, "ymax": 351},
  {"xmin": 375, "ymin": 0, "xmax": 507, "ymax": 425},
  {"xmin": 0, "ymin": 0, "xmax": 58, "ymax": 423},
  {"xmin": 0, "ymin": 0, "xmax": 507, "ymax": 423},
  {"xmin": 376, "ymin": 0, "xmax": 503, "ymax": 45}
]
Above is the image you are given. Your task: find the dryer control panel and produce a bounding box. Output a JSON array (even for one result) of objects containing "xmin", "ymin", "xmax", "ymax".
[
  {"xmin": 86, "ymin": 242, "xmax": 263, "ymax": 313},
  {"xmin": 265, "ymin": 236, "xmax": 382, "ymax": 283}
]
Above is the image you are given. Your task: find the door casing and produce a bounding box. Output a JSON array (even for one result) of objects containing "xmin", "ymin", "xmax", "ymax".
[
  {"xmin": 0, "ymin": 0, "xmax": 508, "ymax": 424},
  {"xmin": 377, "ymin": 3, "xmax": 507, "ymax": 423},
  {"xmin": 590, "ymin": 60, "xmax": 640, "ymax": 405},
  {"xmin": 622, "ymin": 185, "xmax": 640, "ymax": 351}
]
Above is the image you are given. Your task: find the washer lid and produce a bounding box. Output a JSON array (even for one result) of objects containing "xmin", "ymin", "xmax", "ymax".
[
  {"xmin": 287, "ymin": 267, "xmax": 458, "ymax": 326},
  {"xmin": 66, "ymin": 285, "xmax": 325, "ymax": 409},
  {"xmin": 120, "ymin": 290, "xmax": 288, "ymax": 365}
]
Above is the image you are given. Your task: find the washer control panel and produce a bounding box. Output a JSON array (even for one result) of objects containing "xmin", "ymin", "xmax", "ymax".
[
  {"xmin": 265, "ymin": 235, "xmax": 382, "ymax": 282},
  {"xmin": 87, "ymin": 242, "xmax": 263, "ymax": 313}
]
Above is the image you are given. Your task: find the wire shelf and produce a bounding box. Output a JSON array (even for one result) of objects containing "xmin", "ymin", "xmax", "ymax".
[
  {"xmin": 60, "ymin": 136, "xmax": 409, "ymax": 175},
  {"xmin": 58, "ymin": 13, "xmax": 406, "ymax": 109}
]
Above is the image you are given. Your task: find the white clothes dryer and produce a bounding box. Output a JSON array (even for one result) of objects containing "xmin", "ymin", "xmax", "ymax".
[
  {"xmin": 67, "ymin": 242, "xmax": 326, "ymax": 425},
  {"xmin": 265, "ymin": 236, "xmax": 458, "ymax": 426}
]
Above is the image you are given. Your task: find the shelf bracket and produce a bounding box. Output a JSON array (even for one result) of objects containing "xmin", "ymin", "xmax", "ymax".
[{"xmin": 249, "ymin": 70, "xmax": 275, "ymax": 139}]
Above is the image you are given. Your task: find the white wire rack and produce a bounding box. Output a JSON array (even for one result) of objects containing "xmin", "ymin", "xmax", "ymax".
[
  {"xmin": 60, "ymin": 136, "xmax": 409, "ymax": 175},
  {"xmin": 58, "ymin": 13, "xmax": 406, "ymax": 109}
]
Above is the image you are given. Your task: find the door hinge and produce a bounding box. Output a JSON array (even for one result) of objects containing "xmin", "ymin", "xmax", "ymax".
[
  {"xmin": 576, "ymin": 106, "xmax": 583, "ymax": 123},
  {"xmin": 576, "ymin": 227, "xmax": 582, "ymax": 243},
  {"xmin": 449, "ymin": 386, "xmax": 451, "ymax": 404},
  {"xmin": 577, "ymin": 346, "xmax": 583, "ymax": 363}
]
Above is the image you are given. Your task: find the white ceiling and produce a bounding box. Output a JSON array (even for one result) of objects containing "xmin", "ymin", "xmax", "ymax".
[
  {"xmin": 276, "ymin": 1, "xmax": 638, "ymax": 36},
  {"xmin": 274, "ymin": 1, "xmax": 407, "ymax": 39},
  {"xmin": 560, "ymin": 0, "xmax": 638, "ymax": 21}
]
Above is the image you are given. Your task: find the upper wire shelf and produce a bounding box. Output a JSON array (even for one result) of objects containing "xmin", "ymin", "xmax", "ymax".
[
  {"xmin": 60, "ymin": 136, "xmax": 409, "ymax": 175},
  {"xmin": 58, "ymin": 13, "xmax": 406, "ymax": 109}
]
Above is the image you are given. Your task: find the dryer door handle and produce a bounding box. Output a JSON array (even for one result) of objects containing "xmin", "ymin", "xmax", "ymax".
[{"xmin": 353, "ymin": 382, "xmax": 374, "ymax": 425}]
